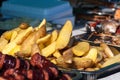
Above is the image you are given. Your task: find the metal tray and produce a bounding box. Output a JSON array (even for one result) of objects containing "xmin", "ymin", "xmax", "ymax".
[
  {"xmin": 59, "ymin": 62, "xmax": 120, "ymax": 80},
  {"xmin": 74, "ymin": 33, "xmax": 120, "ymax": 48},
  {"xmin": 58, "ymin": 34, "xmax": 120, "ymax": 80}
]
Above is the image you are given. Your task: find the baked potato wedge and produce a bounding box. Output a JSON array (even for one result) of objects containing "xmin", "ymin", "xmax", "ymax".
[
  {"xmin": 85, "ymin": 48, "xmax": 98, "ymax": 62},
  {"xmin": 73, "ymin": 57, "xmax": 94, "ymax": 69},
  {"xmin": 0, "ymin": 37, "xmax": 8, "ymax": 51},
  {"xmin": 20, "ymin": 23, "xmax": 46, "ymax": 57},
  {"xmin": 102, "ymin": 53, "xmax": 120, "ymax": 67},
  {"xmin": 41, "ymin": 41, "xmax": 56, "ymax": 57},
  {"xmin": 53, "ymin": 50, "xmax": 61, "ymax": 58},
  {"xmin": 100, "ymin": 43, "xmax": 114, "ymax": 58},
  {"xmin": 36, "ymin": 34, "xmax": 51, "ymax": 44},
  {"xmin": 31, "ymin": 43, "xmax": 41, "ymax": 56},
  {"xmin": 56, "ymin": 56, "xmax": 71, "ymax": 68},
  {"xmin": 2, "ymin": 41, "xmax": 17, "ymax": 54},
  {"xmin": 63, "ymin": 48, "xmax": 73, "ymax": 64},
  {"xmin": 56, "ymin": 20, "xmax": 73, "ymax": 50},
  {"xmin": 72, "ymin": 42, "xmax": 90, "ymax": 56},
  {"xmin": 13, "ymin": 27, "xmax": 33, "ymax": 44}
]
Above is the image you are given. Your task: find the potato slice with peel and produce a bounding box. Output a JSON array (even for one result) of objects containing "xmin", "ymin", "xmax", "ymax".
[
  {"xmin": 85, "ymin": 48, "xmax": 98, "ymax": 62},
  {"xmin": 34, "ymin": 24, "xmax": 46, "ymax": 40},
  {"xmin": 41, "ymin": 41, "xmax": 56, "ymax": 57},
  {"xmin": 100, "ymin": 43, "xmax": 114, "ymax": 58},
  {"xmin": 20, "ymin": 24, "xmax": 46, "ymax": 57},
  {"xmin": 73, "ymin": 57, "xmax": 94, "ymax": 69},
  {"xmin": 56, "ymin": 56, "xmax": 70, "ymax": 68},
  {"xmin": 63, "ymin": 48, "xmax": 73, "ymax": 64},
  {"xmin": 72, "ymin": 42, "xmax": 90, "ymax": 56},
  {"xmin": 36, "ymin": 34, "xmax": 51, "ymax": 44},
  {"xmin": 31, "ymin": 43, "xmax": 41, "ymax": 56},
  {"xmin": 20, "ymin": 32, "xmax": 36, "ymax": 56},
  {"xmin": 56, "ymin": 20, "xmax": 73, "ymax": 50}
]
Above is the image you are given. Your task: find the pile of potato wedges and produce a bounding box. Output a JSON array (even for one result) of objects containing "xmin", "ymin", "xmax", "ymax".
[{"xmin": 0, "ymin": 19, "xmax": 120, "ymax": 71}]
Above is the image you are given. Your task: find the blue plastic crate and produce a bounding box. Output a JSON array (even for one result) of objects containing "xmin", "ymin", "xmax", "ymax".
[{"xmin": 1, "ymin": 0, "xmax": 72, "ymax": 21}]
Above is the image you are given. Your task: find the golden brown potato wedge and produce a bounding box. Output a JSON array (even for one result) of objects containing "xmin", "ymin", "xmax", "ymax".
[
  {"xmin": 0, "ymin": 37, "xmax": 8, "ymax": 51},
  {"xmin": 36, "ymin": 34, "xmax": 51, "ymax": 44},
  {"xmin": 85, "ymin": 48, "xmax": 98, "ymax": 62},
  {"xmin": 20, "ymin": 24, "xmax": 46, "ymax": 57},
  {"xmin": 47, "ymin": 30, "xmax": 58, "ymax": 45},
  {"xmin": 10, "ymin": 31, "xmax": 18, "ymax": 42},
  {"xmin": 50, "ymin": 30, "xmax": 58, "ymax": 42},
  {"xmin": 2, "ymin": 41, "xmax": 17, "ymax": 54},
  {"xmin": 41, "ymin": 41, "xmax": 56, "ymax": 57},
  {"xmin": 20, "ymin": 31, "xmax": 36, "ymax": 56},
  {"xmin": 34, "ymin": 23, "xmax": 46, "ymax": 39},
  {"xmin": 45, "ymin": 30, "xmax": 58, "ymax": 46},
  {"xmin": 72, "ymin": 42, "xmax": 90, "ymax": 56},
  {"xmin": 13, "ymin": 27, "xmax": 33, "ymax": 44},
  {"xmin": 56, "ymin": 56, "xmax": 71, "ymax": 68},
  {"xmin": 38, "ymin": 43, "xmax": 45, "ymax": 51},
  {"xmin": 56, "ymin": 20, "xmax": 73, "ymax": 50},
  {"xmin": 53, "ymin": 50, "xmax": 61, "ymax": 58}
]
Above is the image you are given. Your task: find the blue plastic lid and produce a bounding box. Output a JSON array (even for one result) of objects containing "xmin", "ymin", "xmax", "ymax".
[{"xmin": 7, "ymin": 0, "xmax": 67, "ymax": 9}]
